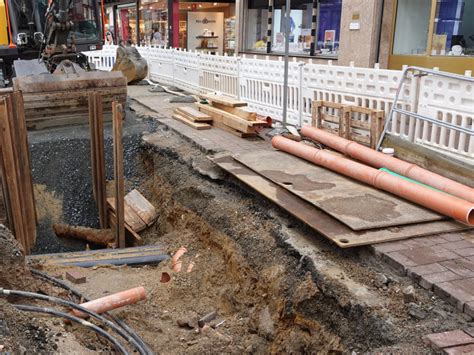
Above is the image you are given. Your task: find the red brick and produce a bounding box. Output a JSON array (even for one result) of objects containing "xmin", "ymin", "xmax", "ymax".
[
  {"xmin": 420, "ymin": 271, "xmax": 463, "ymax": 290},
  {"xmin": 455, "ymin": 248, "xmax": 474, "ymax": 257},
  {"xmin": 444, "ymin": 344, "xmax": 474, "ymax": 354},
  {"xmin": 65, "ymin": 271, "xmax": 86, "ymax": 284},
  {"xmin": 400, "ymin": 246, "xmax": 459, "ymax": 265},
  {"xmin": 441, "ymin": 259, "xmax": 474, "ymax": 278},
  {"xmin": 423, "ymin": 330, "xmax": 474, "ymax": 350},
  {"xmin": 441, "ymin": 240, "xmax": 474, "ymax": 251},
  {"xmin": 382, "ymin": 251, "xmax": 418, "ymax": 275},
  {"xmin": 434, "ymin": 279, "xmax": 474, "ymax": 311}
]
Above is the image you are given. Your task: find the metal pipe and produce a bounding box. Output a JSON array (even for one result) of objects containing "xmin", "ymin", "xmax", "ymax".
[
  {"xmin": 301, "ymin": 126, "xmax": 474, "ymax": 203},
  {"xmin": 272, "ymin": 136, "xmax": 474, "ymax": 225},
  {"xmin": 31, "ymin": 0, "xmax": 42, "ymax": 33},
  {"xmin": 7, "ymin": 0, "xmax": 19, "ymax": 42},
  {"xmin": 60, "ymin": 254, "xmax": 170, "ymax": 268},
  {"xmin": 281, "ymin": 0, "xmax": 291, "ymax": 126},
  {"xmin": 30, "ymin": 269, "xmax": 154, "ymax": 355},
  {"xmin": 12, "ymin": 304, "xmax": 128, "ymax": 354}
]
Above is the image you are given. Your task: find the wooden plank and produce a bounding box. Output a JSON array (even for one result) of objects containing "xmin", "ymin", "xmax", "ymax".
[
  {"xmin": 211, "ymin": 102, "xmax": 257, "ymax": 121},
  {"xmin": 212, "ymin": 119, "xmax": 258, "ymax": 138},
  {"xmin": 204, "ymin": 93, "xmax": 247, "ymax": 107},
  {"xmin": 88, "ymin": 92, "xmax": 98, "ymax": 201},
  {"xmin": 112, "ymin": 102, "xmax": 126, "ymax": 248},
  {"xmin": 124, "ymin": 189, "xmax": 158, "ymax": 226},
  {"xmin": 107, "ymin": 197, "xmax": 147, "ymax": 232},
  {"xmin": 212, "ymin": 155, "xmax": 471, "ymax": 248},
  {"xmin": 94, "ymin": 93, "xmax": 108, "ymax": 229},
  {"xmin": 108, "ymin": 209, "xmax": 143, "ymax": 245},
  {"xmin": 11, "ymin": 92, "xmax": 36, "ymax": 249},
  {"xmin": 196, "ymin": 103, "xmax": 254, "ymax": 133},
  {"xmin": 172, "ymin": 113, "xmax": 212, "ymax": 130},
  {"xmin": 234, "ymin": 150, "xmax": 445, "ymax": 231},
  {"xmin": 0, "ymin": 98, "xmax": 27, "ymax": 251},
  {"xmin": 176, "ymin": 106, "xmax": 212, "ymax": 121},
  {"xmin": 26, "ymin": 113, "xmax": 113, "ymax": 131}
]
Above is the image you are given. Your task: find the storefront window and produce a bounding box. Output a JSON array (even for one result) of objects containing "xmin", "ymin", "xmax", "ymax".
[
  {"xmin": 392, "ymin": 0, "xmax": 431, "ymax": 55},
  {"xmin": 117, "ymin": 4, "xmax": 138, "ymax": 45},
  {"xmin": 316, "ymin": 0, "xmax": 341, "ymax": 55},
  {"xmin": 244, "ymin": 0, "xmax": 269, "ymax": 52},
  {"xmin": 431, "ymin": 0, "xmax": 474, "ymax": 56},
  {"xmin": 70, "ymin": 0, "xmax": 101, "ymax": 42},
  {"xmin": 139, "ymin": 0, "xmax": 168, "ymax": 46},
  {"xmin": 179, "ymin": 2, "xmax": 235, "ymax": 55},
  {"xmin": 272, "ymin": 0, "xmax": 313, "ymax": 54},
  {"xmin": 243, "ymin": 0, "xmax": 342, "ymax": 57}
]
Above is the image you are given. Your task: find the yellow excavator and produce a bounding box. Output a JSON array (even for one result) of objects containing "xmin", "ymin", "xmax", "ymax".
[{"xmin": 0, "ymin": 0, "xmax": 127, "ymax": 129}]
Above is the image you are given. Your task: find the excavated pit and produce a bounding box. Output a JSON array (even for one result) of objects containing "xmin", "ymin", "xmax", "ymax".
[{"xmin": 1, "ymin": 101, "xmax": 470, "ymax": 353}]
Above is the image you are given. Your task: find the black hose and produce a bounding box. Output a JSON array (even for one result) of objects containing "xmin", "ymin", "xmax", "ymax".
[
  {"xmin": 13, "ymin": 304, "xmax": 128, "ymax": 355},
  {"xmin": 0, "ymin": 288, "xmax": 147, "ymax": 355},
  {"xmin": 30, "ymin": 269, "xmax": 153, "ymax": 355}
]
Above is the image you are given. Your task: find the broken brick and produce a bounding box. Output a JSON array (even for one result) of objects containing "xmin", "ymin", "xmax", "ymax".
[
  {"xmin": 66, "ymin": 271, "xmax": 86, "ymax": 284},
  {"xmin": 423, "ymin": 329, "xmax": 474, "ymax": 350}
]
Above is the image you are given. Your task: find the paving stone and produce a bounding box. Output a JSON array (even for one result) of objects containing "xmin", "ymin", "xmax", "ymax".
[
  {"xmin": 441, "ymin": 259, "xmax": 474, "ymax": 278},
  {"xmin": 399, "ymin": 246, "xmax": 459, "ymax": 265},
  {"xmin": 423, "ymin": 329, "xmax": 474, "ymax": 350},
  {"xmin": 434, "ymin": 279, "xmax": 474, "ymax": 311},
  {"xmin": 420, "ymin": 271, "xmax": 463, "ymax": 290},
  {"xmin": 441, "ymin": 240, "xmax": 474, "ymax": 251},
  {"xmin": 65, "ymin": 271, "xmax": 86, "ymax": 284},
  {"xmin": 371, "ymin": 240, "xmax": 412, "ymax": 255},
  {"xmin": 463, "ymin": 327, "xmax": 474, "ymax": 338},
  {"xmin": 444, "ymin": 344, "xmax": 474, "ymax": 355},
  {"xmin": 382, "ymin": 251, "xmax": 418, "ymax": 275},
  {"xmin": 441, "ymin": 234, "xmax": 467, "ymax": 242},
  {"xmin": 464, "ymin": 302, "xmax": 474, "ymax": 318},
  {"xmin": 407, "ymin": 263, "xmax": 447, "ymax": 282},
  {"xmin": 455, "ymin": 248, "xmax": 474, "ymax": 257}
]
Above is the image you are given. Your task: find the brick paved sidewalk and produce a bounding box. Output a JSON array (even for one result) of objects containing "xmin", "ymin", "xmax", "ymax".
[{"xmin": 129, "ymin": 86, "xmax": 474, "ymax": 319}]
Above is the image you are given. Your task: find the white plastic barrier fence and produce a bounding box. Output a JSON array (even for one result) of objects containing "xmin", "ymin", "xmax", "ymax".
[{"xmin": 82, "ymin": 45, "xmax": 473, "ymax": 160}]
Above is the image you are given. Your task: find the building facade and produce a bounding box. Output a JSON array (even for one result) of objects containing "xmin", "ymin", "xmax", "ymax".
[{"xmin": 103, "ymin": 0, "xmax": 474, "ymax": 74}]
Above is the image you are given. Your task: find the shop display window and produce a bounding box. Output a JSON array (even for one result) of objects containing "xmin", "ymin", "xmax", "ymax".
[
  {"xmin": 139, "ymin": 0, "xmax": 168, "ymax": 46},
  {"xmin": 271, "ymin": 0, "xmax": 313, "ymax": 54},
  {"xmin": 117, "ymin": 5, "xmax": 138, "ymax": 45},
  {"xmin": 244, "ymin": 0, "xmax": 269, "ymax": 52},
  {"xmin": 431, "ymin": 0, "xmax": 474, "ymax": 56},
  {"xmin": 315, "ymin": 0, "xmax": 341, "ymax": 55},
  {"xmin": 393, "ymin": 0, "xmax": 431, "ymax": 55},
  {"xmin": 243, "ymin": 0, "xmax": 342, "ymax": 57}
]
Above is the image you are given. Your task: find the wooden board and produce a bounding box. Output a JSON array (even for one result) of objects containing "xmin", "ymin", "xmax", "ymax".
[
  {"xmin": 212, "ymin": 120, "xmax": 258, "ymax": 138},
  {"xmin": 124, "ymin": 189, "xmax": 158, "ymax": 226},
  {"xmin": 211, "ymin": 102, "xmax": 257, "ymax": 121},
  {"xmin": 108, "ymin": 209, "xmax": 143, "ymax": 245},
  {"xmin": 212, "ymin": 155, "xmax": 471, "ymax": 247},
  {"xmin": 204, "ymin": 93, "xmax": 247, "ymax": 107},
  {"xmin": 176, "ymin": 107, "xmax": 212, "ymax": 122},
  {"xmin": 112, "ymin": 102, "xmax": 126, "ymax": 248},
  {"xmin": 233, "ymin": 150, "xmax": 444, "ymax": 231},
  {"xmin": 172, "ymin": 113, "xmax": 212, "ymax": 130},
  {"xmin": 107, "ymin": 197, "xmax": 147, "ymax": 232}
]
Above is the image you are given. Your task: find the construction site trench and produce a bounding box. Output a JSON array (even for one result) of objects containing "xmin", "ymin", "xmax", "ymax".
[{"xmin": 1, "ymin": 90, "xmax": 471, "ymax": 353}]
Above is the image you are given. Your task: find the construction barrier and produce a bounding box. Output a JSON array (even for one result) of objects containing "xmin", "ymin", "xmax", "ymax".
[{"xmin": 82, "ymin": 46, "xmax": 474, "ymax": 160}]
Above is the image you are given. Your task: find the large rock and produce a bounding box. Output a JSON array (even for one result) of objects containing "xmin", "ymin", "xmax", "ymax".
[{"xmin": 112, "ymin": 46, "xmax": 148, "ymax": 84}]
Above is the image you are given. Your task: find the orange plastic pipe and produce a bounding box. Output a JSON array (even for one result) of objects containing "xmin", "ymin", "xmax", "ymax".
[
  {"xmin": 272, "ymin": 136, "xmax": 474, "ymax": 225},
  {"xmin": 301, "ymin": 126, "xmax": 474, "ymax": 203},
  {"xmin": 71, "ymin": 286, "xmax": 147, "ymax": 318}
]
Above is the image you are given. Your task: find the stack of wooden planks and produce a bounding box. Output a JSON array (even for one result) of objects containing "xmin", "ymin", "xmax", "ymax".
[
  {"xmin": 172, "ymin": 106, "xmax": 213, "ymax": 130},
  {"xmin": 196, "ymin": 93, "xmax": 268, "ymax": 137},
  {"xmin": 13, "ymin": 71, "xmax": 127, "ymax": 130}
]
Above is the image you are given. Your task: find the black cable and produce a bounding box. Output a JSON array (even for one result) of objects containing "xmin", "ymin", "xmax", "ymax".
[
  {"xmin": 30, "ymin": 269, "xmax": 153, "ymax": 355},
  {"xmin": 13, "ymin": 304, "xmax": 128, "ymax": 354},
  {"xmin": 0, "ymin": 288, "xmax": 147, "ymax": 355}
]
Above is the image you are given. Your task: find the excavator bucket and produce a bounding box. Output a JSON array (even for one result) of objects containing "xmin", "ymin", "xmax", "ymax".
[{"xmin": 13, "ymin": 71, "xmax": 127, "ymax": 130}]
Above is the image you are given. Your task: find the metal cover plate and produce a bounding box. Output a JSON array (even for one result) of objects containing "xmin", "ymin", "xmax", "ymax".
[{"xmin": 233, "ymin": 150, "xmax": 444, "ymax": 231}]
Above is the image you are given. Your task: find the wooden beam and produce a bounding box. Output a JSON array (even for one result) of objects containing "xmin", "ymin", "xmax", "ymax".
[
  {"xmin": 112, "ymin": 101, "xmax": 126, "ymax": 248},
  {"xmin": 203, "ymin": 93, "xmax": 247, "ymax": 107},
  {"xmin": 172, "ymin": 113, "xmax": 212, "ymax": 130}
]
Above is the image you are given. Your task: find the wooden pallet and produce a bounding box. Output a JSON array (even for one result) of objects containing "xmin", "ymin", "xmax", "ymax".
[{"xmin": 312, "ymin": 100, "xmax": 384, "ymax": 149}]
